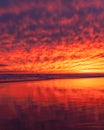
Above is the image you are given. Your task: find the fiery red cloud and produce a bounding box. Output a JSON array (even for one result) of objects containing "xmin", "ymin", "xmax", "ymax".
[{"xmin": 0, "ymin": 0, "xmax": 104, "ymax": 73}]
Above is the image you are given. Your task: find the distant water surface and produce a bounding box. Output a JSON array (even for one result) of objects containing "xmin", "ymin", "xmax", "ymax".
[{"xmin": 0, "ymin": 78, "xmax": 104, "ymax": 130}]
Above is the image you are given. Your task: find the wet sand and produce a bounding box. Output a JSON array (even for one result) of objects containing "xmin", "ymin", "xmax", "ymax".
[{"xmin": 0, "ymin": 78, "xmax": 104, "ymax": 130}]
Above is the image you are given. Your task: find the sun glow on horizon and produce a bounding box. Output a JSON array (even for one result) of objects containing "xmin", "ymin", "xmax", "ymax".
[{"xmin": 0, "ymin": 41, "xmax": 104, "ymax": 74}]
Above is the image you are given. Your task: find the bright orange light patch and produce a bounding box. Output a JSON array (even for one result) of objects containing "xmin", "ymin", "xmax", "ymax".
[{"xmin": 0, "ymin": 41, "xmax": 104, "ymax": 73}]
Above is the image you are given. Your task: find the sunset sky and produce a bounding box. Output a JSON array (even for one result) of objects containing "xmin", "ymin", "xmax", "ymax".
[{"xmin": 0, "ymin": 0, "xmax": 104, "ymax": 73}]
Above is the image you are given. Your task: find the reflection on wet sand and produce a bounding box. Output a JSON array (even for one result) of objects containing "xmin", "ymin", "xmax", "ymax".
[{"xmin": 0, "ymin": 78, "xmax": 104, "ymax": 130}]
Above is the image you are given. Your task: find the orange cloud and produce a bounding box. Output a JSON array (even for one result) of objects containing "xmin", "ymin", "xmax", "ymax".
[
  {"xmin": 0, "ymin": 0, "xmax": 104, "ymax": 73},
  {"xmin": 0, "ymin": 41, "xmax": 104, "ymax": 73}
]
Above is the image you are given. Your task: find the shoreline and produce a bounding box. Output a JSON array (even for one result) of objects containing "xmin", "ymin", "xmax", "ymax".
[{"xmin": 0, "ymin": 76, "xmax": 104, "ymax": 83}]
